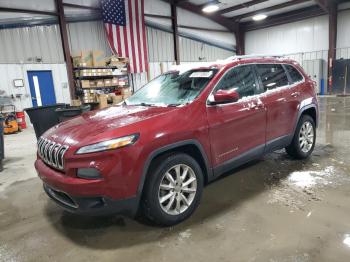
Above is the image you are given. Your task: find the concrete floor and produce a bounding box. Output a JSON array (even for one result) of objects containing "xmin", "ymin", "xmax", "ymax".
[{"xmin": 1, "ymin": 96, "xmax": 350, "ymax": 262}]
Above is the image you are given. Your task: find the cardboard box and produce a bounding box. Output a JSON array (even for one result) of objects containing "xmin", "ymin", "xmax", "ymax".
[
  {"xmin": 80, "ymin": 80, "xmax": 90, "ymax": 88},
  {"xmin": 79, "ymin": 69, "xmax": 93, "ymax": 77},
  {"xmin": 71, "ymin": 99, "xmax": 82, "ymax": 107},
  {"xmin": 97, "ymin": 94, "xmax": 108, "ymax": 109},
  {"xmin": 72, "ymin": 51, "xmax": 93, "ymax": 67},
  {"xmin": 89, "ymin": 80, "xmax": 97, "ymax": 88},
  {"xmin": 111, "ymin": 78, "xmax": 118, "ymax": 86},
  {"xmin": 104, "ymin": 79, "xmax": 112, "ymax": 87},
  {"xmin": 112, "ymin": 95, "xmax": 124, "ymax": 104},
  {"xmin": 93, "ymin": 50, "xmax": 106, "ymax": 67},
  {"xmin": 96, "ymin": 80, "xmax": 104, "ymax": 87}
]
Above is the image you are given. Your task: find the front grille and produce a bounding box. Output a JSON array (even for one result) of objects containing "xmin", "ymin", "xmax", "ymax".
[{"xmin": 37, "ymin": 137, "xmax": 69, "ymax": 170}]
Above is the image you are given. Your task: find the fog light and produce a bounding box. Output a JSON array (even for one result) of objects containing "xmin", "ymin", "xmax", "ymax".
[{"xmin": 77, "ymin": 168, "xmax": 101, "ymax": 179}]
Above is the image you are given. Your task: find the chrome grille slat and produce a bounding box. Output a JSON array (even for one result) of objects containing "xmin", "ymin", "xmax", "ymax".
[{"xmin": 37, "ymin": 137, "xmax": 68, "ymax": 171}]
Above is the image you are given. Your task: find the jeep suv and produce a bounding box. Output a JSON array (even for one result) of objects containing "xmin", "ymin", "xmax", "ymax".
[{"xmin": 35, "ymin": 56, "xmax": 318, "ymax": 226}]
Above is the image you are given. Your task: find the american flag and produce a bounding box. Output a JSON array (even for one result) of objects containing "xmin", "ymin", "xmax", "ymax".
[{"xmin": 102, "ymin": 0, "xmax": 148, "ymax": 73}]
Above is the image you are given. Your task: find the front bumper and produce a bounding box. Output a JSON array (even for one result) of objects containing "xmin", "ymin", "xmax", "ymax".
[
  {"xmin": 43, "ymin": 183, "xmax": 139, "ymax": 217},
  {"xmin": 35, "ymin": 158, "xmax": 140, "ymax": 217}
]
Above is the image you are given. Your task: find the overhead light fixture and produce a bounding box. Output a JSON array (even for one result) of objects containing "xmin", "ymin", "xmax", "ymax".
[
  {"xmin": 202, "ymin": 1, "xmax": 220, "ymax": 13},
  {"xmin": 252, "ymin": 14, "xmax": 267, "ymax": 21}
]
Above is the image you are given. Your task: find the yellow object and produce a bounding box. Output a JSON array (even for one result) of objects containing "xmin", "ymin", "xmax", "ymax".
[{"xmin": 4, "ymin": 115, "xmax": 19, "ymax": 134}]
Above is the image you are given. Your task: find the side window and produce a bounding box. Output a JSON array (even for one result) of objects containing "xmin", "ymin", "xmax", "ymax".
[
  {"xmin": 284, "ymin": 64, "xmax": 304, "ymax": 83},
  {"xmin": 256, "ymin": 64, "xmax": 289, "ymax": 91},
  {"xmin": 215, "ymin": 65, "xmax": 258, "ymax": 99}
]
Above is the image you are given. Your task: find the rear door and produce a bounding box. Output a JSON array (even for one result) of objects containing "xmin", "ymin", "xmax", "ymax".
[
  {"xmin": 283, "ymin": 64, "xmax": 305, "ymax": 134},
  {"xmin": 255, "ymin": 64, "xmax": 291, "ymax": 143},
  {"xmin": 206, "ymin": 64, "xmax": 266, "ymax": 169}
]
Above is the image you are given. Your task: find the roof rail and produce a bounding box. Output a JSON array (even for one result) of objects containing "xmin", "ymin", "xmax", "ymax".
[{"xmin": 225, "ymin": 54, "xmax": 284, "ymax": 60}]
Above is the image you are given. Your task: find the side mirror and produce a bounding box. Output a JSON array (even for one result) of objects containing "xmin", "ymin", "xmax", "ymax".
[{"xmin": 209, "ymin": 89, "xmax": 240, "ymax": 105}]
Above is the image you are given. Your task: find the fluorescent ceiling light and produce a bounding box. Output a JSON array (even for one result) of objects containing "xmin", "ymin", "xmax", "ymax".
[
  {"xmin": 252, "ymin": 14, "xmax": 267, "ymax": 21},
  {"xmin": 202, "ymin": 3, "xmax": 219, "ymax": 13}
]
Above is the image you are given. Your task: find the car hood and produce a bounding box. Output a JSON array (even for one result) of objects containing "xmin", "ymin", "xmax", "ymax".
[{"xmin": 44, "ymin": 105, "xmax": 178, "ymax": 146}]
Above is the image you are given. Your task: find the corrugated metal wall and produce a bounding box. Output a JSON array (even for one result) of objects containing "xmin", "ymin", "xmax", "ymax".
[
  {"xmin": 0, "ymin": 21, "xmax": 112, "ymax": 63},
  {"xmin": 146, "ymin": 27, "xmax": 233, "ymax": 63},
  {"xmin": 147, "ymin": 27, "xmax": 175, "ymax": 62},
  {"xmin": 0, "ymin": 25, "xmax": 64, "ymax": 63},
  {"xmin": 179, "ymin": 36, "xmax": 233, "ymax": 62},
  {"xmin": 67, "ymin": 21, "xmax": 112, "ymax": 56},
  {"xmin": 0, "ymin": 21, "xmax": 233, "ymax": 64},
  {"xmin": 246, "ymin": 15, "xmax": 329, "ymax": 55}
]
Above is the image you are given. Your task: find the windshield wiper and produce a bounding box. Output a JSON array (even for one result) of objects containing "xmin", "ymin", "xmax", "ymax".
[
  {"xmin": 133, "ymin": 102, "xmax": 156, "ymax": 107},
  {"xmin": 167, "ymin": 103, "xmax": 181, "ymax": 107}
]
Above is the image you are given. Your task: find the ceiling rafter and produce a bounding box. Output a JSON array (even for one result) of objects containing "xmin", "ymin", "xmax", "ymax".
[
  {"xmin": 162, "ymin": 0, "xmax": 238, "ymax": 32},
  {"xmin": 217, "ymin": 0, "xmax": 269, "ymax": 15},
  {"xmin": 314, "ymin": 0, "xmax": 330, "ymax": 12},
  {"xmin": 241, "ymin": 5, "xmax": 326, "ymax": 31},
  {"xmin": 230, "ymin": 0, "xmax": 312, "ymax": 21}
]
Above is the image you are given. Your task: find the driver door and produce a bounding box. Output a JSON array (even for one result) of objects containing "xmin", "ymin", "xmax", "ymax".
[{"xmin": 206, "ymin": 64, "xmax": 267, "ymax": 174}]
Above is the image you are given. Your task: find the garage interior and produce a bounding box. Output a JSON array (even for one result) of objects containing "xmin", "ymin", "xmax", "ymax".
[{"xmin": 1, "ymin": 0, "xmax": 350, "ymax": 261}]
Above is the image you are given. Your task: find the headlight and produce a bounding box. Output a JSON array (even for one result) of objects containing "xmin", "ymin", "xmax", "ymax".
[{"xmin": 76, "ymin": 134, "xmax": 139, "ymax": 154}]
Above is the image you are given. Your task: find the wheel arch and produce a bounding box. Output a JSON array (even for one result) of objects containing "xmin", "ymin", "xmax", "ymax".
[
  {"xmin": 301, "ymin": 106, "xmax": 317, "ymax": 127},
  {"xmin": 136, "ymin": 140, "xmax": 212, "ymax": 199},
  {"xmin": 293, "ymin": 104, "xmax": 318, "ymax": 136}
]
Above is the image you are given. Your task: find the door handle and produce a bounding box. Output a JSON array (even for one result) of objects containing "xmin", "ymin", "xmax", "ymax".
[
  {"xmin": 291, "ymin": 92, "xmax": 300, "ymax": 97},
  {"xmin": 250, "ymin": 102, "xmax": 264, "ymax": 110}
]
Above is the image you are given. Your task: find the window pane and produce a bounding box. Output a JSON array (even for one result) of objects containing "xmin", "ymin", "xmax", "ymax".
[
  {"xmin": 256, "ymin": 64, "xmax": 289, "ymax": 91},
  {"xmin": 285, "ymin": 64, "xmax": 303, "ymax": 83},
  {"xmin": 216, "ymin": 65, "xmax": 257, "ymax": 99}
]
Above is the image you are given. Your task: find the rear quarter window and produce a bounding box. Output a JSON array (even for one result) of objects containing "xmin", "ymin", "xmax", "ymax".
[
  {"xmin": 285, "ymin": 64, "xmax": 304, "ymax": 83},
  {"xmin": 256, "ymin": 64, "xmax": 289, "ymax": 91}
]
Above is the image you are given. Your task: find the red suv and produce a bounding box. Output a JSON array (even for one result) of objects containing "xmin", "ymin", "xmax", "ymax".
[{"xmin": 35, "ymin": 57, "xmax": 318, "ymax": 226}]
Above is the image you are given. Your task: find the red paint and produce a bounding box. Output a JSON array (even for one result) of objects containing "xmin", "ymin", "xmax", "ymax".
[{"xmin": 35, "ymin": 57, "xmax": 318, "ymax": 212}]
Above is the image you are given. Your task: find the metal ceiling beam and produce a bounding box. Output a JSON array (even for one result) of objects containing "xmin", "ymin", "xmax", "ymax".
[
  {"xmin": 0, "ymin": 7, "xmax": 58, "ymax": 16},
  {"xmin": 314, "ymin": 0, "xmax": 329, "ymax": 12},
  {"xmin": 217, "ymin": 0, "xmax": 269, "ymax": 15},
  {"xmin": 163, "ymin": 0, "xmax": 237, "ymax": 32},
  {"xmin": 230, "ymin": 0, "xmax": 312, "ymax": 21},
  {"xmin": 62, "ymin": 3, "xmax": 101, "ymax": 11},
  {"xmin": 241, "ymin": 5, "xmax": 326, "ymax": 31}
]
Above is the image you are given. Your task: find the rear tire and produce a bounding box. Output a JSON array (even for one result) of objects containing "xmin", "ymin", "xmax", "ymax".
[
  {"xmin": 286, "ymin": 115, "xmax": 316, "ymax": 159},
  {"xmin": 141, "ymin": 153, "xmax": 203, "ymax": 226}
]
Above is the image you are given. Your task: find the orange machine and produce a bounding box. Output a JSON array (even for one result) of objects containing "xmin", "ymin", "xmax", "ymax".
[{"xmin": 1, "ymin": 105, "xmax": 20, "ymax": 134}]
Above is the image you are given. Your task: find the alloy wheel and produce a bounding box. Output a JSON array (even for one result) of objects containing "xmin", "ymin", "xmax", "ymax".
[
  {"xmin": 299, "ymin": 121, "xmax": 314, "ymax": 153},
  {"xmin": 158, "ymin": 164, "xmax": 197, "ymax": 215}
]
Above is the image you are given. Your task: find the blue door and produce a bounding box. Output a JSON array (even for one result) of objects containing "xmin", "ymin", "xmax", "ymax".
[{"xmin": 27, "ymin": 71, "xmax": 56, "ymax": 106}]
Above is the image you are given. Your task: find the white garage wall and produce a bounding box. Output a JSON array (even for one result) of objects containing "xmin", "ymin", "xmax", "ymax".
[
  {"xmin": 337, "ymin": 9, "xmax": 350, "ymax": 48},
  {"xmin": 0, "ymin": 63, "xmax": 70, "ymax": 111},
  {"xmin": 336, "ymin": 9, "xmax": 350, "ymax": 59},
  {"xmin": 245, "ymin": 15, "xmax": 329, "ymax": 55}
]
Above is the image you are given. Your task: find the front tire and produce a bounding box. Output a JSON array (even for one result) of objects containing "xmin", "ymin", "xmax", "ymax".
[
  {"xmin": 141, "ymin": 153, "xmax": 204, "ymax": 226},
  {"xmin": 286, "ymin": 115, "xmax": 316, "ymax": 159}
]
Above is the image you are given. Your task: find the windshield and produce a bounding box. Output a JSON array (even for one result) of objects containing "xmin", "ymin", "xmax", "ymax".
[{"xmin": 126, "ymin": 69, "xmax": 217, "ymax": 106}]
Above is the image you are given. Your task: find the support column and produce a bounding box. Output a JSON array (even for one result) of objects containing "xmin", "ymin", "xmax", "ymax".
[
  {"xmin": 171, "ymin": 2, "xmax": 180, "ymax": 65},
  {"xmin": 235, "ymin": 25, "xmax": 245, "ymax": 55},
  {"xmin": 56, "ymin": 0, "xmax": 75, "ymax": 100},
  {"xmin": 327, "ymin": 2, "xmax": 337, "ymax": 94}
]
